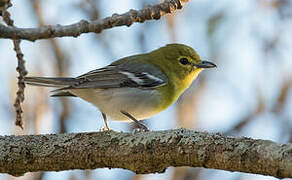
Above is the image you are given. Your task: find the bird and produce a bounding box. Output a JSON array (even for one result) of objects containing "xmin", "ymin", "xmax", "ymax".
[{"xmin": 24, "ymin": 43, "xmax": 216, "ymax": 131}]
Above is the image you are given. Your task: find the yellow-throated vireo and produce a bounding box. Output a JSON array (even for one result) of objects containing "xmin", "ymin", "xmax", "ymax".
[{"xmin": 25, "ymin": 44, "xmax": 216, "ymax": 131}]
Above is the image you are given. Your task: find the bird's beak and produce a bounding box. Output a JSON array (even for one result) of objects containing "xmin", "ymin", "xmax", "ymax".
[{"xmin": 195, "ymin": 60, "xmax": 217, "ymax": 68}]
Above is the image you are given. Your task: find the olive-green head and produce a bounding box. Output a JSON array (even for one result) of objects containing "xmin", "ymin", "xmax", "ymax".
[{"xmin": 148, "ymin": 43, "xmax": 216, "ymax": 93}]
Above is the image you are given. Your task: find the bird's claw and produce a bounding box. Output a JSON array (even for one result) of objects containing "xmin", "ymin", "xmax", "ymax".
[
  {"xmin": 132, "ymin": 125, "xmax": 150, "ymax": 133},
  {"xmin": 99, "ymin": 126, "xmax": 110, "ymax": 132}
]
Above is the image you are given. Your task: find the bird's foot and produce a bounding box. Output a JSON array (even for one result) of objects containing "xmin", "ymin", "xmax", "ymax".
[
  {"xmin": 132, "ymin": 122, "xmax": 150, "ymax": 132},
  {"xmin": 132, "ymin": 127, "xmax": 149, "ymax": 133},
  {"xmin": 99, "ymin": 126, "xmax": 110, "ymax": 132},
  {"xmin": 121, "ymin": 110, "xmax": 150, "ymax": 132},
  {"xmin": 137, "ymin": 123, "xmax": 150, "ymax": 132}
]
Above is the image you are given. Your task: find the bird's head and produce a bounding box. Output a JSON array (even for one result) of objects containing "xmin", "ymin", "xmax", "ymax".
[{"xmin": 149, "ymin": 43, "xmax": 216, "ymax": 91}]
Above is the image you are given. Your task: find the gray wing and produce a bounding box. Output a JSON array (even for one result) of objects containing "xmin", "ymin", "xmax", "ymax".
[{"xmin": 57, "ymin": 62, "xmax": 168, "ymax": 90}]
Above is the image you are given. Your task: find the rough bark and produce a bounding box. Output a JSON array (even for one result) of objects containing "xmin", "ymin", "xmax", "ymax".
[
  {"xmin": 0, "ymin": 128, "xmax": 291, "ymax": 178},
  {"xmin": 2, "ymin": 10, "xmax": 28, "ymax": 129},
  {"xmin": 0, "ymin": 0, "xmax": 189, "ymax": 41}
]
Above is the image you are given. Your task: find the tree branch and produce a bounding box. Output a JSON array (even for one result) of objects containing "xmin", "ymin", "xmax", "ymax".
[
  {"xmin": 0, "ymin": 128, "xmax": 291, "ymax": 178},
  {"xmin": 0, "ymin": 0, "xmax": 189, "ymax": 41},
  {"xmin": 2, "ymin": 9, "xmax": 27, "ymax": 129}
]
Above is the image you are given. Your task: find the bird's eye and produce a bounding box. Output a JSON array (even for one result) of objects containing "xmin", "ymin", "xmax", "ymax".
[{"xmin": 179, "ymin": 58, "xmax": 189, "ymax": 65}]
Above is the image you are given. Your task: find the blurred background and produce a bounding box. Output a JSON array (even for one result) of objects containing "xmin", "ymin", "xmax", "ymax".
[{"xmin": 1, "ymin": 0, "xmax": 292, "ymax": 179}]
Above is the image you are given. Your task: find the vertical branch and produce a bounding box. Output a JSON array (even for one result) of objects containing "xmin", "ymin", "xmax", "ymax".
[{"xmin": 2, "ymin": 9, "xmax": 28, "ymax": 129}]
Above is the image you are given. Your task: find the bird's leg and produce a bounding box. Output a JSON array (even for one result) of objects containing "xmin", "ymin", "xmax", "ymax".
[
  {"xmin": 101, "ymin": 112, "xmax": 110, "ymax": 131},
  {"xmin": 121, "ymin": 110, "xmax": 149, "ymax": 131}
]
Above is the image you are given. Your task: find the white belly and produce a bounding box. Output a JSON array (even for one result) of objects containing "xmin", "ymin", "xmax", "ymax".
[{"xmin": 70, "ymin": 88, "xmax": 162, "ymax": 121}]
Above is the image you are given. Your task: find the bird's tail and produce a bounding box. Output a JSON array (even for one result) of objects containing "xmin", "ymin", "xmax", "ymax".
[
  {"xmin": 24, "ymin": 77, "xmax": 76, "ymax": 87},
  {"xmin": 24, "ymin": 77, "xmax": 78, "ymax": 97}
]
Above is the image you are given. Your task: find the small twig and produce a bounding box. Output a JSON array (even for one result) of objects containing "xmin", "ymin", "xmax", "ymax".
[
  {"xmin": 2, "ymin": 10, "xmax": 28, "ymax": 129},
  {"xmin": 0, "ymin": 0, "xmax": 189, "ymax": 41},
  {"xmin": 0, "ymin": 0, "xmax": 11, "ymax": 16}
]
